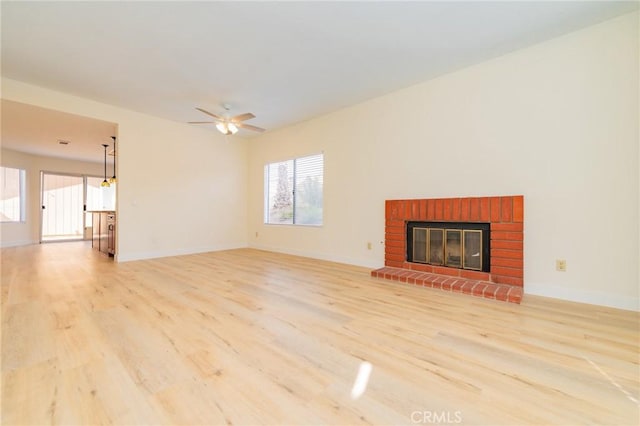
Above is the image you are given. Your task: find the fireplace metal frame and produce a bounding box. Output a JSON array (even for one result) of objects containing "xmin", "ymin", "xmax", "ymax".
[{"xmin": 406, "ymin": 221, "xmax": 491, "ymax": 272}]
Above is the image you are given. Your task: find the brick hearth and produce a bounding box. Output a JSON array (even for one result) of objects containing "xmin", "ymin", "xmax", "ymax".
[
  {"xmin": 373, "ymin": 195, "xmax": 524, "ymax": 303},
  {"xmin": 371, "ymin": 267, "xmax": 523, "ymax": 303}
]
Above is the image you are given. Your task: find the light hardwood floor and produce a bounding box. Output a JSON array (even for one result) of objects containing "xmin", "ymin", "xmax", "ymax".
[{"xmin": 1, "ymin": 242, "xmax": 639, "ymax": 425}]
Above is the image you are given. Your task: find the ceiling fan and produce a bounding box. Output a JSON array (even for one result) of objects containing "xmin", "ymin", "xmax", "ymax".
[{"xmin": 188, "ymin": 104, "xmax": 265, "ymax": 135}]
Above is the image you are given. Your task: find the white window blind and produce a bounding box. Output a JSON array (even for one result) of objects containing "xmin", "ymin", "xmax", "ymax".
[{"xmin": 265, "ymin": 153, "xmax": 323, "ymax": 225}]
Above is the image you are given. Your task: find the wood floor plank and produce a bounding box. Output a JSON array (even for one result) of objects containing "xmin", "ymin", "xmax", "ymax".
[{"xmin": 1, "ymin": 242, "xmax": 639, "ymax": 425}]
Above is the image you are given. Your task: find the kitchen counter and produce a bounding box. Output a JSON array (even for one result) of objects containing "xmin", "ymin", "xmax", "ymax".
[{"xmin": 91, "ymin": 211, "xmax": 116, "ymax": 257}]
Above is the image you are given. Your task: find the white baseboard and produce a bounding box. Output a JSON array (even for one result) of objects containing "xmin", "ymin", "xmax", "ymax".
[
  {"xmin": 249, "ymin": 243, "xmax": 382, "ymax": 269},
  {"xmin": 116, "ymin": 242, "xmax": 248, "ymax": 263},
  {"xmin": 525, "ymin": 282, "xmax": 639, "ymax": 312},
  {"xmin": 0, "ymin": 239, "xmax": 38, "ymax": 248}
]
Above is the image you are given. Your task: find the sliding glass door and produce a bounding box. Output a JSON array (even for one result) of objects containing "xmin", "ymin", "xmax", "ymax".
[{"xmin": 40, "ymin": 172, "xmax": 85, "ymax": 242}]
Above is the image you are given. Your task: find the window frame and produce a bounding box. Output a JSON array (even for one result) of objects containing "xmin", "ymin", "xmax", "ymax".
[
  {"xmin": 0, "ymin": 166, "xmax": 26, "ymax": 223},
  {"xmin": 264, "ymin": 152, "xmax": 324, "ymax": 227}
]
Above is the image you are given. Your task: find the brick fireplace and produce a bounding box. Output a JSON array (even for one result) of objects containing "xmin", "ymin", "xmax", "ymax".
[{"xmin": 371, "ymin": 196, "xmax": 524, "ymax": 303}]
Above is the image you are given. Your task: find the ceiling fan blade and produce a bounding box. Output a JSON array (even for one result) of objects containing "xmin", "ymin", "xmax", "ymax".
[
  {"xmin": 195, "ymin": 107, "xmax": 224, "ymax": 121},
  {"xmin": 236, "ymin": 123, "xmax": 265, "ymax": 133},
  {"xmin": 230, "ymin": 112, "xmax": 255, "ymax": 123},
  {"xmin": 188, "ymin": 121, "xmax": 215, "ymax": 124}
]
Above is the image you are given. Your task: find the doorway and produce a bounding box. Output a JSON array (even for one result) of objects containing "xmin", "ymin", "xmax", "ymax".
[
  {"xmin": 40, "ymin": 173, "xmax": 116, "ymax": 243},
  {"xmin": 40, "ymin": 172, "xmax": 85, "ymax": 242}
]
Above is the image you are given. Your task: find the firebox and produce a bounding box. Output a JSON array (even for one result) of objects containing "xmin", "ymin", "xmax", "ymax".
[{"xmin": 406, "ymin": 222, "xmax": 490, "ymax": 272}]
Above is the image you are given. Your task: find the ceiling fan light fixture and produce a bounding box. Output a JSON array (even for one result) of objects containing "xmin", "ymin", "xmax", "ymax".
[
  {"xmin": 191, "ymin": 107, "xmax": 264, "ymax": 134},
  {"xmin": 216, "ymin": 122, "xmax": 239, "ymax": 135}
]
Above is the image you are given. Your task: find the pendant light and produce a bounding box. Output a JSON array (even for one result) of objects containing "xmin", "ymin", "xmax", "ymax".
[
  {"xmin": 109, "ymin": 136, "xmax": 117, "ymax": 184},
  {"xmin": 101, "ymin": 144, "xmax": 110, "ymax": 187}
]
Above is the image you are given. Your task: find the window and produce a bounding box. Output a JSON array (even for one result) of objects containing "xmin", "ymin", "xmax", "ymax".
[
  {"xmin": 0, "ymin": 166, "xmax": 26, "ymax": 222},
  {"xmin": 265, "ymin": 153, "xmax": 323, "ymax": 225}
]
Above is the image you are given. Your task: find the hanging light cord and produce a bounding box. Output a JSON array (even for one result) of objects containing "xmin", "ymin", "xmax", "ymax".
[
  {"xmin": 101, "ymin": 144, "xmax": 110, "ymax": 187},
  {"xmin": 110, "ymin": 136, "xmax": 117, "ymax": 183}
]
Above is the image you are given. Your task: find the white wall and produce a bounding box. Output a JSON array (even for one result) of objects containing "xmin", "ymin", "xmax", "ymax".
[
  {"xmin": 248, "ymin": 12, "xmax": 639, "ymax": 311},
  {"xmin": 1, "ymin": 79, "xmax": 249, "ymax": 260},
  {"xmin": 0, "ymin": 148, "xmax": 104, "ymax": 246}
]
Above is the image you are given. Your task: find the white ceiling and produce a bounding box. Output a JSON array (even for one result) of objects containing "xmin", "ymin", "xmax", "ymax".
[
  {"xmin": 1, "ymin": 1, "xmax": 637, "ymax": 160},
  {"xmin": 1, "ymin": 100, "xmax": 117, "ymax": 163}
]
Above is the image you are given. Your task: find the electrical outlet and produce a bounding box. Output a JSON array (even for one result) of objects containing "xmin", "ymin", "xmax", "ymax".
[
  {"xmin": 556, "ymin": 259, "xmax": 567, "ymax": 272},
  {"xmin": 367, "ymin": 242, "xmax": 372, "ymax": 250},
  {"xmin": 255, "ymin": 231, "xmax": 259, "ymax": 238}
]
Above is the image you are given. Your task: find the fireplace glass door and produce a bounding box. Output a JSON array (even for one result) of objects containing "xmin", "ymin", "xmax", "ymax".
[
  {"xmin": 412, "ymin": 228, "xmax": 427, "ymax": 263},
  {"xmin": 463, "ymin": 230, "xmax": 482, "ymax": 270},
  {"xmin": 445, "ymin": 230, "xmax": 462, "ymax": 268},
  {"xmin": 406, "ymin": 221, "xmax": 490, "ymax": 272},
  {"xmin": 428, "ymin": 229, "xmax": 444, "ymax": 265}
]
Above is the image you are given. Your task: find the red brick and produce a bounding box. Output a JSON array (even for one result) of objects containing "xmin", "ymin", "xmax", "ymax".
[
  {"xmin": 385, "ymin": 222, "xmax": 404, "ymax": 233},
  {"xmin": 508, "ymin": 287, "xmax": 523, "ymax": 304},
  {"xmin": 410, "ymin": 263, "xmax": 431, "ymax": 273},
  {"xmin": 472, "ymin": 283, "xmax": 488, "ymax": 296},
  {"xmin": 500, "ymin": 197, "xmax": 513, "ymax": 222},
  {"xmin": 397, "ymin": 271, "xmax": 412, "ymax": 282},
  {"xmin": 491, "ymin": 223, "xmax": 523, "ymax": 232},
  {"xmin": 441, "ymin": 278, "xmax": 456, "ymax": 290},
  {"xmin": 495, "ymin": 286, "xmax": 510, "ymax": 301},
  {"xmin": 491, "ymin": 249, "xmax": 523, "ymax": 260},
  {"xmin": 461, "ymin": 281, "xmax": 476, "ymax": 294},
  {"xmin": 433, "ymin": 275, "xmax": 448, "ymax": 284},
  {"xmin": 392, "ymin": 200, "xmax": 402, "ymax": 220},
  {"xmin": 419, "ymin": 199, "xmax": 427, "ymax": 220},
  {"xmin": 469, "ymin": 198, "xmax": 480, "ymax": 221},
  {"xmin": 491, "ymin": 266, "xmax": 523, "ymax": 278},
  {"xmin": 387, "ymin": 254, "xmax": 405, "ymax": 263},
  {"xmin": 383, "ymin": 268, "xmax": 397, "ymax": 280},
  {"xmin": 451, "ymin": 280, "xmax": 465, "ymax": 292},
  {"xmin": 435, "ymin": 199, "xmax": 444, "ymax": 220},
  {"xmin": 451, "ymin": 198, "xmax": 461, "ymax": 221},
  {"xmin": 490, "ymin": 197, "xmax": 501, "ymax": 222},
  {"xmin": 412, "ymin": 272, "xmax": 426, "ymax": 284},
  {"xmin": 386, "ymin": 239, "xmax": 405, "ymax": 248},
  {"xmin": 460, "ymin": 198, "xmax": 470, "ymax": 221},
  {"xmin": 421, "ymin": 277, "xmax": 433, "ymax": 288},
  {"xmin": 491, "ymin": 258, "xmax": 523, "ymax": 269},
  {"xmin": 433, "ymin": 266, "xmax": 460, "ymax": 277},
  {"xmin": 402, "ymin": 261, "xmax": 411, "ymax": 269},
  {"xmin": 430, "ymin": 279, "xmax": 442, "ymax": 289},
  {"xmin": 443, "ymin": 199, "xmax": 452, "ymax": 221},
  {"xmin": 385, "ymin": 246, "xmax": 405, "ymax": 256},
  {"xmin": 491, "ymin": 232, "xmax": 524, "ymax": 241},
  {"xmin": 483, "ymin": 284, "xmax": 498, "ymax": 299},
  {"xmin": 385, "ymin": 200, "xmax": 394, "ymax": 220},
  {"xmin": 386, "ymin": 260, "xmax": 403, "ymax": 268},
  {"xmin": 491, "ymin": 240, "xmax": 523, "ymax": 250},
  {"xmin": 492, "ymin": 275, "xmax": 523, "ymax": 287},
  {"xmin": 479, "ymin": 198, "xmax": 490, "ymax": 222},
  {"xmin": 410, "ymin": 200, "xmax": 418, "ymax": 218},
  {"xmin": 513, "ymin": 196, "xmax": 524, "ymax": 223},
  {"xmin": 386, "ymin": 232, "xmax": 404, "ymax": 242},
  {"xmin": 460, "ymin": 270, "xmax": 490, "ymax": 281},
  {"xmin": 427, "ymin": 200, "xmax": 435, "ymax": 220}
]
